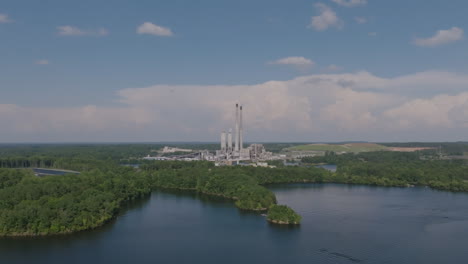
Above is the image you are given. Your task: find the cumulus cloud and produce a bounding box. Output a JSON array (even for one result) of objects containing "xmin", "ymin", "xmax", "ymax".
[
  {"xmin": 331, "ymin": 0, "xmax": 367, "ymax": 7},
  {"xmin": 413, "ymin": 27, "xmax": 463, "ymax": 47},
  {"xmin": 3, "ymin": 71, "xmax": 468, "ymax": 142},
  {"xmin": 0, "ymin": 13, "xmax": 12, "ymax": 23},
  {"xmin": 383, "ymin": 93, "xmax": 468, "ymax": 129},
  {"xmin": 35, "ymin": 60, "xmax": 49, "ymax": 65},
  {"xmin": 137, "ymin": 22, "xmax": 173, "ymax": 36},
  {"xmin": 268, "ymin": 57, "xmax": 315, "ymax": 70},
  {"xmin": 57, "ymin": 26, "xmax": 108, "ymax": 36},
  {"xmin": 309, "ymin": 3, "xmax": 343, "ymax": 31}
]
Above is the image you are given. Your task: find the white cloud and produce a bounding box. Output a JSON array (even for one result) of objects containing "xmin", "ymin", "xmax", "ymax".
[
  {"xmin": 269, "ymin": 57, "xmax": 315, "ymax": 68},
  {"xmin": 137, "ymin": 22, "xmax": 173, "ymax": 36},
  {"xmin": 383, "ymin": 93, "xmax": 468, "ymax": 129},
  {"xmin": 57, "ymin": 26, "xmax": 109, "ymax": 36},
  {"xmin": 331, "ymin": 0, "xmax": 367, "ymax": 7},
  {"xmin": 3, "ymin": 71, "xmax": 468, "ymax": 142},
  {"xmin": 355, "ymin": 17, "xmax": 367, "ymax": 24},
  {"xmin": 0, "ymin": 13, "xmax": 12, "ymax": 23},
  {"xmin": 35, "ymin": 60, "xmax": 49, "ymax": 65},
  {"xmin": 413, "ymin": 27, "xmax": 463, "ymax": 47},
  {"xmin": 309, "ymin": 3, "xmax": 343, "ymax": 31}
]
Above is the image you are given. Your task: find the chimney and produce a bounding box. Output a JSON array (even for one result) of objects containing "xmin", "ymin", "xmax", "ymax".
[
  {"xmin": 235, "ymin": 104, "xmax": 239, "ymax": 152},
  {"xmin": 228, "ymin": 128, "xmax": 232, "ymax": 152},
  {"xmin": 221, "ymin": 131, "xmax": 226, "ymax": 151},
  {"xmin": 240, "ymin": 105, "xmax": 243, "ymax": 150}
]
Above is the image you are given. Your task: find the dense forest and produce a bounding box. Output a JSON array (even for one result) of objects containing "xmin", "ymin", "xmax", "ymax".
[
  {"xmin": 2, "ymin": 143, "xmax": 468, "ymax": 236},
  {"xmin": 302, "ymin": 151, "xmax": 468, "ymax": 192},
  {"xmin": 267, "ymin": 205, "xmax": 302, "ymax": 224},
  {"xmin": 0, "ymin": 165, "xmax": 152, "ymax": 236},
  {"xmin": 0, "ymin": 156, "xmax": 329, "ymax": 236},
  {"xmin": 141, "ymin": 162, "xmax": 328, "ymax": 211}
]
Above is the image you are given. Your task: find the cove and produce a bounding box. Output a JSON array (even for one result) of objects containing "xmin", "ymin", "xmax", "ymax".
[{"xmin": 1, "ymin": 184, "xmax": 468, "ymax": 264}]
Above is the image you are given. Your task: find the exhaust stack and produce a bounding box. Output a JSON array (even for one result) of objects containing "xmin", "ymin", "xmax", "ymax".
[
  {"xmin": 240, "ymin": 105, "xmax": 243, "ymax": 150},
  {"xmin": 235, "ymin": 104, "xmax": 239, "ymax": 152},
  {"xmin": 227, "ymin": 128, "xmax": 232, "ymax": 152},
  {"xmin": 221, "ymin": 131, "xmax": 226, "ymax": 152}
]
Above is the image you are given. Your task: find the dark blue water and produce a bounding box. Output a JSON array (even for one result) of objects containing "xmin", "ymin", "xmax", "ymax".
[
  {"xmin": 1, "ymin": 184, "xmax": 468, "ymax": 264},
  {"xmin": 315, "ymin": 164, "xmax": 337, "ymax": 172},
  {"xmin": 33, "ymin": 168, "xmax": 80, "ymax": 176}
]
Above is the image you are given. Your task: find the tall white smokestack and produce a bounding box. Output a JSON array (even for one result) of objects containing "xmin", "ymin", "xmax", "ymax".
[
  {"xmin": 227, "ymin": 128, "xmax": 232, "ymax": 152},
  {"xmin": 235, "ymin": 103, "xmax": 239, "ymax": 152},
  {"xmin": 221, "ymin": 131, "xmax": 226, "ymax": 152},
  {"xmin": 240, "ymin": 105, "xmax": 243, "ymax": 150}
]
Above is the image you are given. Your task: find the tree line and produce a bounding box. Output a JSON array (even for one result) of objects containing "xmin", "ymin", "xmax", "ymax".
[{"xmin": 302, "ymin": 151, "xmax": 468, "ymax": 192}]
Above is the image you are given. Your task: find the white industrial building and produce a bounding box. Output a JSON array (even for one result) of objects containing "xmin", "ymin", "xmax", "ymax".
[{"xmin": 161, "ymin": 146, "xmax": 193, "ymax": 153}]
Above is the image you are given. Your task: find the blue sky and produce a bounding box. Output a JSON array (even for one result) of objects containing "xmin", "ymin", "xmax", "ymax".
[{"xmin": 1, "ymin": 0, "xmax": 468, "ymax": 142}]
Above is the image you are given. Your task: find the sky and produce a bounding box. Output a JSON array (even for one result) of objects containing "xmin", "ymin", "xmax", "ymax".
[{"xmin": 1, "ymin": 0, "xmax": 468, "ymax": 142}]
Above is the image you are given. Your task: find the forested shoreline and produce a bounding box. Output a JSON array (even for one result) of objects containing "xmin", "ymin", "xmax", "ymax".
[
  {"xmin": 302, "ymin": 151, "xmax": 468, "ymax": 192},
  {"xmin": 0, "ymin": 160, "xmax": 329, "ymax": 236},
  {"xmin": 1, "ymin": 144, "xmax": 468, "ymax": 236}
]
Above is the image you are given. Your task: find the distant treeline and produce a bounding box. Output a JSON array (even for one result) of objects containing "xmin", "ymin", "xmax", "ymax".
[
  {"xmin": 0, "ymin": 144, "xmax": 166, "ymax": 161},
  {"xmin": 380, "ymin": 142, "xmax": 468, "ymax": 155},
  {"xmin": 0, "ymin": 157, "xmax": 109, "ymax": 172}
]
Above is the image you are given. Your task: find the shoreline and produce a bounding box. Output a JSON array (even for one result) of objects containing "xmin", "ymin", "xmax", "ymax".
[
  {"xmin": 2, "ymin": 180, "xmax": 467, "ymax": 237},
  {"xmin": 267, "ymin": 219, "xmax": 300, "ymax": 225}
]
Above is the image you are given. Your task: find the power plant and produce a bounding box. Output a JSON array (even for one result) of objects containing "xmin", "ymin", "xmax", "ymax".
[
  {"xmin": 144, "ymin": 103, "xmax": 277, "ymax": 165},
  {"xmin": 215, "ymin": 103, "xmax": 272, "ymax": 162}
]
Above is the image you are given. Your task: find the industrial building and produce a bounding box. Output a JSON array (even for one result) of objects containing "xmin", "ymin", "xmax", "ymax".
[
  {"xmin": 141, "ymin": 103, "xmax": 278, "ymax": 164},
  {"xmin": 161, "ymin": 146, "xmax": 193, "ymax": 153},
  {"xmin": 215, "ymin": 104, "xmax": 273, "ymax": 162}
]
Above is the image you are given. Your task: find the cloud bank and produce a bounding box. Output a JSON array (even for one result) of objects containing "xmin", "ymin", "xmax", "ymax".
[{"xmin": 1, "ymin": 71, "xmax": 468, "ymax": 142}]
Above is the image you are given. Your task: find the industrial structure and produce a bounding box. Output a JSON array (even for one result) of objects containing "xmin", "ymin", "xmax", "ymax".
[
  {"xmin": 141, "ymin": 103, "xmax": 277, "ymax": 165},
  {"xmin": 161, "ymin": 146, "xmax": 192, "ymax": 153},
  {"xmin": 215, "ymin": 104, "xmax": 273, "ymax": 163}
]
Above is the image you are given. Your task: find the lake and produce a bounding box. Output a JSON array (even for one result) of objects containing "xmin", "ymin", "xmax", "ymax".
[
  {"xmin": 1, "ymin": 184, "xmax": 468, "ymax": 264},
  {"xmin": 315, "ymin": 164, "xmax": 337, "ymax": 172},
  {"xmin": 32, "ymin": 168, "xmax": 80, "ymax": 176}
]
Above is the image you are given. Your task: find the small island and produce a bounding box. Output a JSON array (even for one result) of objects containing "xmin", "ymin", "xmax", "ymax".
[{"xmin": 267, "ymin": 205, "xmax": 302, "ymax": 225}]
